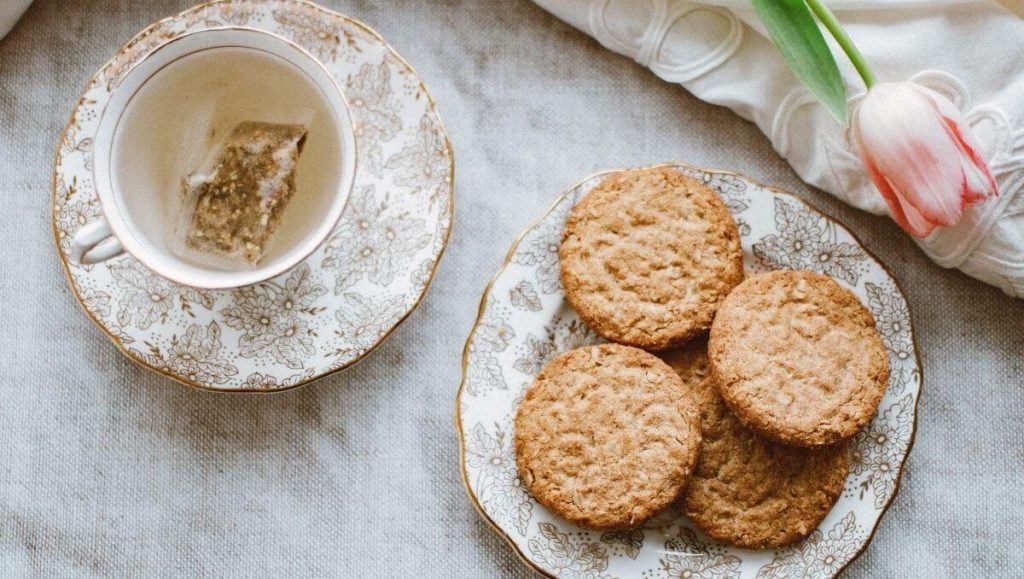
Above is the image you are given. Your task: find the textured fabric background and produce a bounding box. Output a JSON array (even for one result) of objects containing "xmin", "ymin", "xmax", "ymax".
[{"xmin": 0, "ymin": 1, "xmax": 1021, "ymax": 577}]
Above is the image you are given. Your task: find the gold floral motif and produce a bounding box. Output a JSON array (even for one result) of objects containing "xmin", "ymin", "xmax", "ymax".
[
  {"xmin": 463, "ymin": 314, "xmax": 515, "ymax": 397},
  {"xmin": 222, "ymin": 263, "xmax": 325, "ymax": 369},
  {"xmin": 753, "ymin": 197, "xmax": 868, "ymax": 286},
  {"xmin": 101, "ymin": 25, "xmax": 183, "ymax": 91},
  {"xmin": 528, "ymin": 523, "xmax": 611, "ymax": 579},
  {"xmin": 465, "ymin": 423, "xmax": 533, "ymax": 537},
  {"xmin": 756, "ymin": 513, "xmax": 861, "ymax": 578},
  {"xmin": 385, "ymin": 114, "xmax": 453, "ymax": 202},
  {"xmin": 54, "ymin": 188, "xmax": 98, "ymax": 254},
  {"xmin": 322, "ymin": 185, "xmax": 430, "ymax": 293},
  {"xmin": 346, "ymin": 62, "xmax": 402, "ymax": 177},
  {"xmin": 643, "ymin": 526, "xmax": 740, "ymax": 578},
  {"xmin": 79, "ymin": 288, "xmax": 112, "ymax": 318},
  {"xmin": 271, "ymin": 2, "xmax": 357, "ymax": 63},
  {"xmin": 143, "ymin": 321, "xmax": 238, "ymax": 385},
  {"xmin": 184, "ymin": 2, "xmax": 258, "ymax": 27},
  {"xmin": 242, "ymin": 368, "xmax": 315, "ymax": 390},
  {"xmin": 331, "ymin": 293, "xmax": 405, "ymax": 359}
]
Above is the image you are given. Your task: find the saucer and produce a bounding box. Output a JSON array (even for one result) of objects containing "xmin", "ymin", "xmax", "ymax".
[
  {"xmin": 457, "ymin": 164, "xmax": 920, "ymax": 578},
  {"xmin": 52, "ymin": 0, "xmax": 453, "ymax": 392}
]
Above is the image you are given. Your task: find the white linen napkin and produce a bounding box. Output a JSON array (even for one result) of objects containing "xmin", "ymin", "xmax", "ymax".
[
  {"xmin": 0, "ymin": 0, "xmax": 32, "ymax": 42},
  {"xmin": 534, "ymin": 0, "xmax": 1024, "ymax": 297}
]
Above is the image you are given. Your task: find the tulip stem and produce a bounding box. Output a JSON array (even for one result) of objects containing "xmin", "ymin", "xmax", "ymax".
[{"xmin": 804, "ymin": 0, "xmax": 878, "ymax": 88}]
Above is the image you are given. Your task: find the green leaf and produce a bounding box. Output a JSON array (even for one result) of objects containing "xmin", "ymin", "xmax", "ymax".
[{"xmin": 751, "ymin": 0, "xmax": 848, "ymax": 124}]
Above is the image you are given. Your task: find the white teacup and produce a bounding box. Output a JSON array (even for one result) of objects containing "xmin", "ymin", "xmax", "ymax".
[{"xmin": 70, "ymin": 27, "xmax": 357, "ymax": 289}]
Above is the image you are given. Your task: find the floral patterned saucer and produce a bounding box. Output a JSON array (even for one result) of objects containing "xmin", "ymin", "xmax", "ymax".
[
  {"xmin": 52, "ymin": 0, "xmax": 453, "ymax": 392},
  {"xmin": 457, "ymin": 164, "xmax": 920, "ymax": 578}
]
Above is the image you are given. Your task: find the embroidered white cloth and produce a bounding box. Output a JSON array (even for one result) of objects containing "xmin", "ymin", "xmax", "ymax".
[{"xmin": 534, "ymin": 0, "xmax": 1024, "ymax": 297}]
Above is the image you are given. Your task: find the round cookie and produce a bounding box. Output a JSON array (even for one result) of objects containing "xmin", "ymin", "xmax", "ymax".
[
  {"xmin": 709, "ymin": 270, "xmax": 889, "ymax": 447},
  {"xmin": 559, "ymin": 167, "xmax": 743, "ymax": 351},
  {"xmin": 514, "ymin": 343, "xmax": 702, "ymax": 530},
  {"xmin": 661, "ymin": 340, "xmax": 850, "ymax": 549}
]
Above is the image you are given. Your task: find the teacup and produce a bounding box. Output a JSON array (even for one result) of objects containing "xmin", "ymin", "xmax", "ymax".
[{"xmin": 70, "ymin": 26, "xmax": 357, "ymax": 289}]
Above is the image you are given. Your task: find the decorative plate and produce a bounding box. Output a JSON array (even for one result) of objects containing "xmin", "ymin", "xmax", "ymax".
[
  {"xmin": 457, "ymin": 164, "xmax": 920, "ymax": 578},
  {"xmin": 51, "ymin": 0, "xmax": 453, "ymax": 392}
]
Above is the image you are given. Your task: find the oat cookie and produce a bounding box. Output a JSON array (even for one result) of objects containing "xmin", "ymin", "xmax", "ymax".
[
  {"xmin": 559, "ymin": 167, "xmax": 743, "ymax": 350},
  {"xmin": 661, "ymin": 340, "xmax": 850, "ymax": 549},
  {"xmin": 514, "ymin": 343, "xmax": 702, "ymax": 530},
  {"xmin": 709, "ymin": 270, "xmax": 889, "ymax": 447}
]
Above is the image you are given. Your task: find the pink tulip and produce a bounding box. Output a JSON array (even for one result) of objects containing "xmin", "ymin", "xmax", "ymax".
[{"xmin": 852, "ymin": 82, "xmax": 998, "ymax": 238}]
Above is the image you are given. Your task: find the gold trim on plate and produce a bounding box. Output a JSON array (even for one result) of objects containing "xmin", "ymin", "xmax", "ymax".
[
  {"xmin": 51, "ymin": 0, "xmax": 455, "ymax": 393},
  {"xmin": 455, "ymin": 162, "xmax": 922, "ymax": 578}
]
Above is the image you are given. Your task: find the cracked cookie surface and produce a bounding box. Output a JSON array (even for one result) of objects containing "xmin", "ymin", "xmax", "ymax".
[
  {"xmin": 661, "ymin": 339, "xmax": 850, "ymax": 549},
  {"xmin": 514, "ymin": 343, "xmax": 701, "ymax": 530},
  {"xmin": 709, "ymin": 270, "xmax": 889, "ymax": 447},
  {"xmin": 559, "ymin": 167, "xmax": 743, "ymax": 351}
]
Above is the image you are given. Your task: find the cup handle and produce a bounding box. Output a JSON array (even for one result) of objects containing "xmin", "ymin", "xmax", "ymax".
[{"xmin": 70, "ymin": 217, "xmax": 125, "ymax": 265}]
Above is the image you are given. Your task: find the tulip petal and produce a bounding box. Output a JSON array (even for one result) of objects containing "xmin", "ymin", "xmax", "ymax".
[
  {"xmin": 854, "ymin": 82, "xmax": 1000, "ymax": 237},
  {"xmin": 860, "ymin": 149, "xmax": 937, "ymax": 237},
  {"xmin": 851, "ymin": 82, "xmax": 1002, "ymax": 236},
  {"xmin": 917, "ymin": 84, "xmax": 1000, "ymax": 202},
  {"xmin": 941, "ymin": 118, "xmax": 998, "ymax": 204}
]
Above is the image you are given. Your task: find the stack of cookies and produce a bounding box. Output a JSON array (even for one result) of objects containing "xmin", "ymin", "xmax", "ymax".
[{"xmin": 514, "ymin": 167, "xmax": 890, "ymax": 549}]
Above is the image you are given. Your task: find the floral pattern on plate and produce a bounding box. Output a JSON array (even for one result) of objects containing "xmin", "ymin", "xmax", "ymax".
[
  {"xmin": 52, "ymin": 0, "xmax": 453, "ymax": 391},
  {"xmin": 458, "ymin": 164, "xmax": 920, "ymax": 578}
]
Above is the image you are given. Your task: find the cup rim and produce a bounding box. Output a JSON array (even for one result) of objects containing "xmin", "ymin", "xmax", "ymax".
[{"xmin": 92, "ymin": 25, "xmax": 357, "ymax": 290}]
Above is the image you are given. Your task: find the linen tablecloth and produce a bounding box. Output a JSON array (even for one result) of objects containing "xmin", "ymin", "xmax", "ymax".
[{"xmin": 1, "ymin": 1, "xmax": 1021, "ymax": 576}]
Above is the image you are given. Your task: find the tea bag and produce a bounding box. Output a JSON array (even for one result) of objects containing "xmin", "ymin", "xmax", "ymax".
[{"xmin": 180, "ymin": 121, "xmax": 308, "ymax": 265}]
